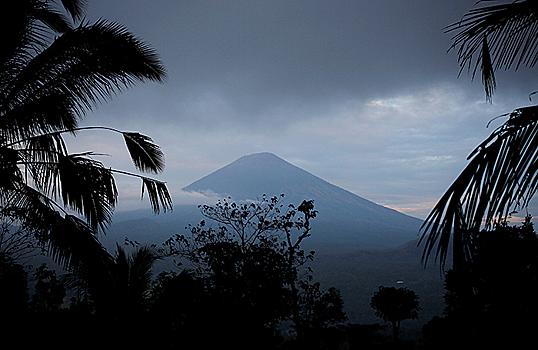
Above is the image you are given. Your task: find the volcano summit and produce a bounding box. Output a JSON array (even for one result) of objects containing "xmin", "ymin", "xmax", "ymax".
[{"xmin": 181, "ymin": 152, "xmax": 422, "ymax": 249}]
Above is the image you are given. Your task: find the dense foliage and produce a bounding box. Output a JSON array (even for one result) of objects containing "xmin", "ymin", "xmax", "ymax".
[{"xmin": 422, "ymin": 217, "xmax": 538, "ymax": 348}]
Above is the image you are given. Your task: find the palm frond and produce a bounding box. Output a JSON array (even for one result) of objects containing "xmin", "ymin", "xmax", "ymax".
[
  {"xmin": 0, "ymin": 145, "xmax": 23, "ymax": 190},
  {"xmin": 447, "ymin": 0, "xmax": 538, "ymax": 101},
  {"xmin": 33, "ymin": 1, "xmax": 73, "ymax": 34},
  {"xmin": 141, "ymin": 177, "xmax": 173, "ymax": 214},
  {"xmin": 481, "ymin": 36, "xmax": 497, "ymax": 101},
  {"xmin": 2, "ymin": 19, "xmax": 166, "ymax": 138},
  {"xmin": 23, "ymin": 132, "xmax": 67, "ymax": 161},
  {"xmin": 0, "ymin": 94, "xmax": 81, "ymax": 143},
  {"xmin": 57, "ymin": 154, "xmax": 118, "ymax": 231},
  {"xmin": 2, "ymin": 0, "xmax": 73, "ymax": 57},
  {"xmin": 45, "ymin": 214, "xmax": 112, "ymax": 273},
  {"xmin": 420, "ymin": 105, "xmax": 538, "ymax": 266},
  {"xmin": 123, "ymin": 132, "xmax": 165, "ymax": 174},
  {"xmin": 128, "ymin": 245, "xmax": 159, "ymax": 299},
  {"xmin": 19, "ymin": 133, "xmax": 67, "ymax": 194},
  {"xmin": 1, "ymin": 2, "xmax": 37, "ymax": 74},
  {"xmin": 0, "ymin": 181, "xmax": 115, "ymax": 294},
  {"xmin": 0, "ymin": 180, "xmax": 58, "ymax": 228},
  {"xmin": 1, "ymin": 0, "xmax": 170, "ymax": 278},
  {"xmin": 60, "ymin": 0, "xmax": 87, "ymax": 22}
]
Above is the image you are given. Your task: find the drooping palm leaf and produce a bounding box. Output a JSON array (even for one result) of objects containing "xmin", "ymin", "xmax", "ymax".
[
  {"xmin": 420, "ymin": 105, "xmax": 538, "ymax": 266},
  {"xmin": 0, "ymin": 180, "xmax": 56, "ymax": 229},
  {"xmin": 20, "ymin": 133, "xmax": 67, "ymax": 193},
  {"xmin": 141, "ymin": 177, "xmax": 173, "ymax": 214},
  {"xmin": 0, "ymin": 145, "xmax": 23, "ymax": 190},
  {"xmin": 56, "ymin": 154, "xmax": 118, "ymax": 231},
  {"xmin": 0, "ymin": 94, "xmax": 81, "ymax": 143},
  {"xmin": 123, "ymin": 132, "xmax": 165, "ymax": 174},
  {"xmin": 447, "ymin": 0, "xmax": 538, "ymax": 101},
  {"xmin": 0, "ymin": 183, "xmax": 86, "ymax": 271},
  {"xmin": 44, "ymin": 214, "xmax": 113, "ymax": 274},
  {"xmin": 0, "ymin": 181, "xmax": 116, "ymax": 303}
]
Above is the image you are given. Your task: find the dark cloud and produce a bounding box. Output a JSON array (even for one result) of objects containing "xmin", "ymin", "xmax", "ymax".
[
  {"xmin": 87, "ymin": 1, "xmax": 482, "ymax": 116},
  {"xmin": 80, "ymin": 1, "xmax": 537, "ymax": 219}
]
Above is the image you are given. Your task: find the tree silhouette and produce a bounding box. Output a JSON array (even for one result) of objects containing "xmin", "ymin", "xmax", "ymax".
[
  {"xmin": 162, "ymin": 194, "xmax": 345, "ymax": 346},
  {"xmin": 423, "ymin": 218, "xmax": 538, "ymax": 348},
  {"xmin": 1, "ymin": 1, "xmax": 171, "ymax": 276},
  {"xmin": 420, "ymin": 1, "xmax": 538, "ymax": 268},
  {"xmin": 66, "ymin": 243, "xmax": 159, "ymax": 318},
  {"xmin": 165, "ymin": 196, "xmax": 312, "ymax": 322},
  {"xmin": 297, "ymin": 282, "xmax": 347, "ymax": 331},
  {"xmin": 29, "ymin": 263, "xmax": 66, "ymax": 313},
  {"xmin": 444, "ymin": 217, "xmax": 538, "ymax": 344},
  {"xmin": 370, "ymin": 286, "xmax": 420, "ymax": 341}
]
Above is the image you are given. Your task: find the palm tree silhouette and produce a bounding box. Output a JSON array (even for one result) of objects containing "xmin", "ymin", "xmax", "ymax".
[
  {"xmin": 420, "ymin": 0, "xmax": 538, "ymax": 268},
  {"xmin": 87, "ymin": 244, "xmax": 158, "ymax": 316},
  {"xmin": 0, "ymin": 1, "xmax": 171, "ymax": 274}
]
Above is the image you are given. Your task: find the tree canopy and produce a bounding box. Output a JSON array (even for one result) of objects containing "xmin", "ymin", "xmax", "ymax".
[{"xmin": 370, "ymin": 286, "xmax": 420, "ymax": 340}]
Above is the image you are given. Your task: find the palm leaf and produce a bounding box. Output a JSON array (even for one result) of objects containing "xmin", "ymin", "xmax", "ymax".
[
  {"xmin": 0, "ymin": 94, "xmax": 81, "ymax": 143},
  {"xmin": 2, "ymin": 19, "xmax": 166, "ymax": 140},
  {"xmin": 447, "ymin": 0, "xmax": 538, "ymax": 101},
  {"xmin": 59, "ymin": 0, "xmax": 87, "ymax": 22},
  {"xmin": 128, "ymin": 245, "xmax": 159, "ymax": 300},
  {"xmin": 20, "ymin": 133, "xmax": 67, "ymax": 194},
  {"xmin": 1, "ymin": 0, "xmax": 75, "ymax": 67},
  {"xmin": 420, "ymin": 105, "xmax": 538, "ymax": 266},
  {"xmin": 0, "ymin": 181, "xmax": 115, "ymax": 295},
  {"xmin": 0, "ymin": 144, "xmax": 23, "ymax": 190},
  {"xmin": 57, "ymin": 154, "xmax": 118, "ymax": 231},
  {"xmin": 123, "ymin": 132, "xmax": 165, "ymax": 174},
  {"xmin": 141, "ymin": 177, "xmax": 173, "ymax": 214},
  {"xmin": 0, "ymin": 180, "xmax": 57, "ymax": 229},
  {"xmin": 44, "ymin": 214, "xmax": 112, "ymax": 273},
  {"xmin": 33, "ymin": 1, "xmax": 73, "ymax": 34}
]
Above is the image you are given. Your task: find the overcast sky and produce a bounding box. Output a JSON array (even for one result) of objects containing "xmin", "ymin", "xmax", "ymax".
[{"xmin": 67, "ymin": 0, "xmax": 537, "ymax": 220}]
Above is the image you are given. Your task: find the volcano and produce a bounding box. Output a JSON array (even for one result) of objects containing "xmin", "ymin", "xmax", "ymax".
[{"xmin": 181, "ymin": 152, "xmax": 422, "ymax": 249}]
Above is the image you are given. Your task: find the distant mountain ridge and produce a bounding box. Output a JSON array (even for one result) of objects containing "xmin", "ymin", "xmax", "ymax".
[{"xmin": 181, "ymin": 152, "xmax": 423, "ymax": 249}]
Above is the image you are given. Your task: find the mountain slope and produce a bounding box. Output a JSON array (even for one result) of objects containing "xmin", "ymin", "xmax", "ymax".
[{"xmin": 182, "ymin": 152, "xmax": 423, "ymax": 249}]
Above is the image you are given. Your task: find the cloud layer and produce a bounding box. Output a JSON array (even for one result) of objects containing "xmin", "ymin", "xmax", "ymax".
[{"xmin": 75, "ymin": 1, "xmax": 538, "ymax": 220}]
